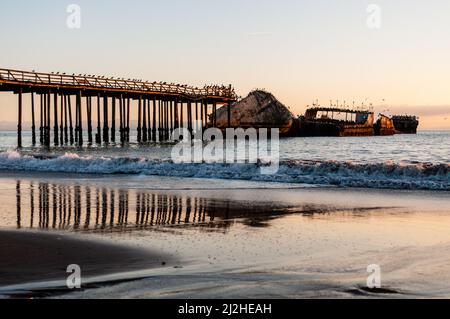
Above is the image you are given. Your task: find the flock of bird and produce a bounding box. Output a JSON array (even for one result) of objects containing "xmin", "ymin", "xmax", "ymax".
[
  {"xmin": 36, "ymin": 70, "xmax": 233, "ymax": 94},
  {"xmin": 19, "ymin": 69, "xmax": 235, "ymax": 98}
]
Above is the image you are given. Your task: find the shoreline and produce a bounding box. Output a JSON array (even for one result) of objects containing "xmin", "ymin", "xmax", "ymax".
[
  {"xmin": 0, "ymin": 174, "xmax": 449, "ymax": 298},
  {"xmin": 0, "ymin": 168, "xmax": 449, "ymax": 193}
]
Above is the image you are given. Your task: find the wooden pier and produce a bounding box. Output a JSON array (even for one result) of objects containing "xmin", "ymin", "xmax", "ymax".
[{"xmin": 0, "ymin": 68, "xmax": 237, "ymax": 147}]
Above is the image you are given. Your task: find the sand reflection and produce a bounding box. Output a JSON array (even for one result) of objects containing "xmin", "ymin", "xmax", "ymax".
[{"xmin": 14, "ymin": 180, "xmax": 298, "ymax": 233}]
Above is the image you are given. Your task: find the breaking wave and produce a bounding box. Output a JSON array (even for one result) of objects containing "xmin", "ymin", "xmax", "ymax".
[{"xmin": 0, "ymin": 151, "xmax": 449, "ymax": 190}]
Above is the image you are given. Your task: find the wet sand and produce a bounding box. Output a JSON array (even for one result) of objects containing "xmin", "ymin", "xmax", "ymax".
[
  {"xmin": 1, "ymin": 173, "xmax": 450, "ymax": 298},
  {"xmin": 0, "ymin": 230, "xmax": 171, "ymax": 288}
]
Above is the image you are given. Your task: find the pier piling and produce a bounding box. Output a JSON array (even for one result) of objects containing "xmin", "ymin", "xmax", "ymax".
[
  {"xmin": 137, "ymin": 96, "xmax": 142, "ymax": 143},
  {"xmin": 53, "ymin": 93, "xmax": 59, "ymax": 146},
  {"xmin": 111, "ymin": 97, "xmax": 116, "ymax": 143},
  {"xmin": 77, "ymin": 91, "xmax": 83, "ymax": 146},
  {"xmin": 31, "ymin": 92, "xmax": 36, "ymax": 146},
  {"xmin": 67, "ymin": 95, "xmax": 74, "ymax": 145},
  {"xmin": 59, "ymin": 94, "xmax": 64, "ymax": 146},
  {"xmin": 39, "ymin": 94, "xmax": 43, "ymax": 145},
  {"xmin": 142, "ymin": 98, "xmax": 148, "ymax": 142},
  {"xmin": 174, "ymin": 99, "xmax": 179, "ymax": 130},
  {"xmin": 103, "ymin": 95, "xmax": 109, "ymax": 144},
  {"xmin": 119, "ymin": 95, "xmax": 124, "ymax": 144},
  {"xmin": 74, "ymin": 95, "xmax": 79, "ymax": 144},
  {"xmin": 126, "ymin": 98, "xmax": 130, "ymax": 142},
  {"xmin": 64, "ymin": 95, "xmax": 68, "ymax": 145},
  {"xmin": 17, "ymin": 89, "xmax": 23, "ymax": 148},
  {"xmin": 46, "ymin": 93, "xmax": 51, "ymax": 147},
  {"xmin": 96, "ymin": 95, "xmax": 101, "ymax": 144},
  {"xmin": 200, "ymin": 99, "xmax": 204, "ymax": 131},
  {"xmin": 195, "ymin": 102, "xmax": 199, "ymax": 132},
  {"xmin": 228, "ymin": 102, "xmax": 231, "ymax": 128},
  {"xmin": 147, "ymin": 99, "xmax": 153, "ymax": 142},
  {"xmin": 87, "ymin": 96, "xmax": 93, "ymax": 144}
]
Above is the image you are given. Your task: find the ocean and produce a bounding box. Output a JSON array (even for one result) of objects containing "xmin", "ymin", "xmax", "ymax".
[
  {"xmin": 0, "ymin": 130, "xmax": 449, "ymax": 298},
  {"xmin": 0, "ymin": 130, "xmax": 448, "ymax": 190}
]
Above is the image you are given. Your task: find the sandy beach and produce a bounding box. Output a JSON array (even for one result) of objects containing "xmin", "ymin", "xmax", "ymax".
[
  {"xmin": 0, "ymin": 172, "xmax": 449, "ymax": 298},
  {"xmin": 0, "ymin": 229, "xmax": 173, "ymax": 295}
]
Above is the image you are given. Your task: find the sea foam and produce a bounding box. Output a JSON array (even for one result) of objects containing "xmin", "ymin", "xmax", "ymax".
[{"xmin": 0, "ymin": 150, "xmax": 449, "ymax": 190}]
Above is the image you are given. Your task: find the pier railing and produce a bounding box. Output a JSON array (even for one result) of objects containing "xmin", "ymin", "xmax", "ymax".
[{"xmin": 0, "ymin": 68, "xmax": 237, "ymax": 101}]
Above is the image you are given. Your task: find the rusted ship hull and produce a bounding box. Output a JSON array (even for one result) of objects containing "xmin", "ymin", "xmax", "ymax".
[
  {"xmin": 295, "ymin": 107, "xmax": 375, "ymax": 137},
  {"xmin": 392, "ymin": 116, "xmax": 419, "ymax": 134},
  {"xmin": 374, "ymin": 114, "xmax": 396, "ymax": 136},
  {"xmin": 296, "ymin": 120, "xmax": 374, "ymax": 137},
  {"xmin": 215, "ymin": 90, "xmax": 295, "ymax": 137}
]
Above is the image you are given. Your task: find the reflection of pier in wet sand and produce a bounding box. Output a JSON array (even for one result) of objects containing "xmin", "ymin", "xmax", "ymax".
[{"xmin": 15, "ymin": 181, "xmax": 294, "ymax": 233}]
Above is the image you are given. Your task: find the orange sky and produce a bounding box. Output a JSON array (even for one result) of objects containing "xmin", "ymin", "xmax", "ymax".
[{"xmin": 1, "ymin": 0, "xmax": 450, "ymax": 129}]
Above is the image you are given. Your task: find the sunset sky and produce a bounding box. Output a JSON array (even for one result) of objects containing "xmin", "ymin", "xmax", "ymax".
[{"xmin": 1, "ymin": 0, "xmax": 450, "ymax": 129}]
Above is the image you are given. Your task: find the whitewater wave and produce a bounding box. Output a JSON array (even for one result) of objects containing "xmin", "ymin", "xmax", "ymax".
[{"xmin": 0, "ymin": 151, "xmax": 449, "ymax": 190}]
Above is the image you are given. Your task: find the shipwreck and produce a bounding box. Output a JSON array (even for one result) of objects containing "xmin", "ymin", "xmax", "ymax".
[
  {"xmin": 296, "ymin": 106, "xmax": 375, "ymax": 137},
  {"xmin": 391, "ymin": 115, "xmax": 419, "ymax": 134},
  {"xmin": 374, "ymin": 114, "xmax": 396, "ymax": 136},
  {"xmin": 215, "ymin": 90, "xmax": 295, "ymax": 136},
  {"xmin": 214, "ymin": 91, "xmax": 419, "ymax": 137}
]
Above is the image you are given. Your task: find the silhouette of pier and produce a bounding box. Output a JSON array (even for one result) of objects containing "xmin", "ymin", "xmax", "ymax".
[{"xmin": 0, "ymin": 68, "xmax": 237, "ymax": 147}]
